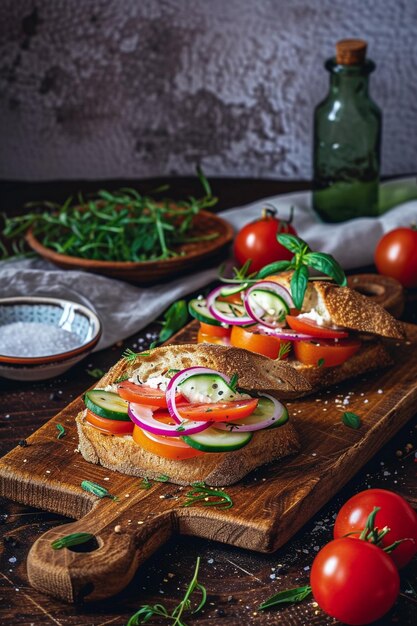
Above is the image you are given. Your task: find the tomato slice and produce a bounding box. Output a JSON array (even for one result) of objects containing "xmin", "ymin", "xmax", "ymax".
[
  {"xmin": 286, "ymin": 315, "xmax": 348, "ymax": 339},
  {"xmin": 85, "ymin": 409, "xmax": 134, "ymax": 435},
  {"xmin": 230, "ymin": 324, "xmax": 287, "ymax": 359},
  {"xmin": 293, "ymin": 337, "xmax": 361, "ymax": 367},
  {"xmin": 178, "ymin": 398, "xmax": 259, "ymax": 422},
  {"xmin": 132, "ymin": 425, "xmax": 205, "ymax": 459},
  {"xmin": 197, "ymin": 328, "xmax": 231, "ymax": 346},
  {"xmin": 199, "ymin": 322, "xmax": 231, "ymax": 338},
  {"xmin": 117, "ymin": 381, "xmax": 183, "ymax": 408}
]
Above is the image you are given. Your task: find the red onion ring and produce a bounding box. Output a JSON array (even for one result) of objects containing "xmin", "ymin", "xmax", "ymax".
[
  {"xmin": 243, "ymin": 281, "xmax": 293, "ymax": 328},
  {"xmin": 128, "ymin": 402, "xmax": 211, "ymax": 437},
  {"xmin": 206, "ymin": 285, "xmax": 253, "ymax": 326},
  {"xmin": 166, "ymin": 366, "xmax": 231, "ymax": 425}
]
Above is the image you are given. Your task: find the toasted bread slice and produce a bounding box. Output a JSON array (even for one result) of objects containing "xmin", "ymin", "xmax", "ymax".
[
  {"xmin": 76, "ymin": 344, "xmax": 311, "ymax": 486},
  {"xmin": 270, "ymin": 272, "xmax": 405, "ymax": 340}
]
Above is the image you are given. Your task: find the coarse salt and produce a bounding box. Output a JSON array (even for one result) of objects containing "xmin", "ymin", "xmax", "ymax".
[{"xmin": 0, "ymin": 322, "xmax": 82, "ymax": 357}]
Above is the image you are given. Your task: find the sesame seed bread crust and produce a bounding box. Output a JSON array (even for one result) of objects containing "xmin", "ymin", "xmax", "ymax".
[{"xmin": 76, "ymin": 344, "xmax": 309, "ymax": 486}]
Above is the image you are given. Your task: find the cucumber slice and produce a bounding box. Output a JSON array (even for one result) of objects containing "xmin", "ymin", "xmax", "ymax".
[
  {"xmin": 182, "ymin": 427, "xmax": 252, "ymax": 452},
  {"xmin": 188, "ymin": 298, "xmax": 245, "ymax": 325},
  {"xmin": 239, "ymin": 397, "xmax": 289, "ymax": 429},
  {"xmin": 247, "ymin": 289, "xmax": 290, "ymax": 322},
  {"xmin": 219, "ymin": 283, "xmax": 247, "ymax": 297},
  {"xmin": 84, "ymin": 390, "xmax": 130, "ymax": 421},
  {"xmin": 178, "ymin": 373, "xmax": 242, "ymax": 404}
]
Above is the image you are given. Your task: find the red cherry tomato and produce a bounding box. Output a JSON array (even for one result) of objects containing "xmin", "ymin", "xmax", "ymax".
[
  {"xmin": 311, "ymin": 538, "xmax": 400, "ymax": 625},
  {"xmin": 234, "ymin": 208, "xmax": 297, "ymax": 273},
  {"xmin": 375, "ymin": 227, "xmax": 417, "ymax": 288},
  {"xmin": 334, "ymin": 489, "xmax": 417, "ymax": 568}
]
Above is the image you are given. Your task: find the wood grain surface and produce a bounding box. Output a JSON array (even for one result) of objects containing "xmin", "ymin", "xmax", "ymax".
[
  {"xmin": 1, "ymin": 319, "xmax": 416, "ymax": 603},
  {"xmin": 1, "ymin": 177, "xmax": 416, "ymax": 626}
]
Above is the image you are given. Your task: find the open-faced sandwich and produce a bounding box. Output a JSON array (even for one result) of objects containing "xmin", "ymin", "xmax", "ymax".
[
  {"xmin": 76, "ymin": 344, "xmax": 311, "ymax": 486},
  {"xmin": 190, "ymin": 237, "xmax": 406, "ymax": 394}
]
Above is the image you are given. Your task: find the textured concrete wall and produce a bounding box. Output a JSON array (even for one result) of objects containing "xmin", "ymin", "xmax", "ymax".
[{"xmin": 0, "ymin": 0, "xmax": 416, "ymax": 181}]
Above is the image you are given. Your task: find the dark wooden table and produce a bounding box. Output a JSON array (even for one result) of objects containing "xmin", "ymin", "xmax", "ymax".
[{"xmin": 1, "ymin": 178, "xmax": 416, "ymax": 626}]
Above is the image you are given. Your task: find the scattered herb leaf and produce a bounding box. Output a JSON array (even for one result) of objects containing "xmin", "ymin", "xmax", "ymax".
[
  {"xmin": 155, "ymin": 474, "xmax": 170, "ymax": 483},
  {"xmin": 81, "ymin": 480, "xmax": 118, "ymax": 500},
  {"xmin": 139, "ymin": 477, "xmax": 152, "ymax": 490},
  {"xmin": 317, "ymin": 358, "xmax": 325, "ymax": 368},
  {"xmin": 56, "ymin": 423, "xmax": 66, "ymax": 440},
  {"xmin": 122, "ymin": 348, "xmax": 150, "ymax": 363},
  {"xmin": 86, "ymin": 368, "xmax": 106, "ymax": 379},
  {"xmin": 342, "ymin": 411, "xmax": 362, "ymax": 430},
  {"xmin": 229, "ymin": 373, "xmax": 239, "ymax": 392},
  {"xmin": 126, "ymin": 557, "xmax": 207, "ymax": 626},
  {"xmin": 51, "ymin": 532, "xmax": 95, "ymax": 551},
  {"xmin": 182, "ymin": 484, "xmax": 233, "ymax": 509},
  {"xmin": 259, "ymin": 584, "xmax": 312, "ymax": 610}
]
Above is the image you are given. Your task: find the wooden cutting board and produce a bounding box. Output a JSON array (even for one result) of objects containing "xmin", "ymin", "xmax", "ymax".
[{"xmin": 0, "ymin": 321, "xmax": 416, "ymax": 604}]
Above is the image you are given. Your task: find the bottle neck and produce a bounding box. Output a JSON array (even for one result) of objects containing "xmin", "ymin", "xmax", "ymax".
[
  {"xmin": 330, "ymin": 72, "xmax": 369, "ymax": 97},
  {"xmin": 325, "ymin": 57, "xmax": 375, "ymax": 99}
]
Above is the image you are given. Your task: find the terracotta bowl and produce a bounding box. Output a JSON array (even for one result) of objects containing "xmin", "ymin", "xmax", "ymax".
[
  {"xmin": 26, "ymin": 210, "xmax": 234, "ymax": 283},
  {"xmin": 0, "ymin": 296, "xmax": 102, "ymax": 381}
]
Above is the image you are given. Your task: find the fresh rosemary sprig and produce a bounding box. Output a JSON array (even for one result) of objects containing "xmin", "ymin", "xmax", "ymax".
[
  {"xmin": 182, "ymin": 482, "xmax": 233, "ymax": 509},
  {"xmin": 277, "ymin": 341, "xmax": 291, "ymax": 360},
  {"xmin": 126, "ymin": 557, "xmax": 207, "ymax": 626},
  {"xmin": 2, "ymin": 171, "xmax": 218, "ymax": 262}
]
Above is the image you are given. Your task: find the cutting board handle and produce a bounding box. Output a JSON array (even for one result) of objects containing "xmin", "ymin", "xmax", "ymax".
[{"xmin": 27, "ymin": 504, "xmax": 173, "ymax": 603}]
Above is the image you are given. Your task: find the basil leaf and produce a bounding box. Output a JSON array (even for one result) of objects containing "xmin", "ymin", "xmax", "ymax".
[
  {"xmin": 151, "ymin": 300, "xmax": 189, "ymax": 347},
  {"xmin": 277, "ymin": 233, "xmax": 308, "ymax": 254},
  {"xmin": 290, "ymin": 265, "xmax": 309, "ymax": 310},
  {"xmin": 256, "ymin": 260, "xmax": 292, "ymax": 279},
  {"xmin": 342, "ymin": 411, "xmax": 362, "ymax": 429},
  {"xmin": 305, "ymin": 252, "xmax": 347, "ymax": 286},
  {"xmin": 259, "ymin": 585, "xmax": 312, "ymax": 610}
]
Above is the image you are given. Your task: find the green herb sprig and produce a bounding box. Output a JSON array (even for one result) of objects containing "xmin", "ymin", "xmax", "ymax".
[
  {"xmin": 122, "ymin": 349, "xmax": 150, "ymax": 363},
  {"xmin": 56, "ymin": 423, "xmax": 66, "ymax": 440},
  {"xmin": 51, "ymin": 532, "xmax": 95, "ymax": 551},
  {"xmin": 256, "ymin": 234, "xmax": 347, "ymax": 309},
  {"xmin": 2, "ymin": 170, "xmax": 217, "ymax": 262},
  {"xmin": 86, "ymin": 368, "xmax": 106, "ymax": 379},
  {"xmin": 259, "ymin": 584, "xmax": 312, "ymax": 610},
  {"xmin": 80, "ymin": 480, "xmax": 118, "ymax": 500},
  {"xmin": 182, "ymin": 483, "xmax": 233, "ymax": 509},
  {"xmin": 126, "ymin": 557, "xmax": 207, "ymax": 626}
]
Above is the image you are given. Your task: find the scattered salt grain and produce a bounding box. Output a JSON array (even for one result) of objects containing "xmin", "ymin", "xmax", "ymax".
[
  {"xmin": 0, "ymin": 322, "xmax": 82, "ymax": 357},
  {"xmin": 8, "ymin": 557, "xmax": 17, "ymax": 563}
]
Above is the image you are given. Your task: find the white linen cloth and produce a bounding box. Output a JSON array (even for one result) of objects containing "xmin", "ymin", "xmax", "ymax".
[{"xmin": 1, "ymin": 177, "xmax": 416, "ymax": 351}]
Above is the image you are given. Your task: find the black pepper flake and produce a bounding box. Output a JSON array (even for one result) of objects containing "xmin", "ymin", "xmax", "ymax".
[{"xmin": 18, "ymin": 439, "xmax": 28, "ymax": 447}]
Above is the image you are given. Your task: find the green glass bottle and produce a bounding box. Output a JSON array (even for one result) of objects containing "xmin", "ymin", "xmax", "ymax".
[{"xmin": 313, "ymin": 39, "xmax": 382, "ymax": 222}]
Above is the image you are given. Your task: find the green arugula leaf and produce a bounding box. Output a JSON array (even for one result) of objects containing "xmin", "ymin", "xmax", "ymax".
[
  {"xmin": 259, "ymin": 584, "xmax": 312, "ymax": 610},
  {"xmin": 342, "ymin": 411, "xmax": 362, "ymax": 429},
  {"xmin": 256, "ymin": 260, "xmax": 292, "ymax": 279},
  {"xmin": 304, "ymin": 251, "xmax": 347, "ymax": 285},
  {"xmin": 290, "ymin": 265, "xmax": 309, "ymax": 309}
]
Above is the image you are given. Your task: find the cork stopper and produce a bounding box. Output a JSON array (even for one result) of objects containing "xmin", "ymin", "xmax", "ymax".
[{"xmin": 336, "ymin": 39, "xmax": 367, "ymax": 65}]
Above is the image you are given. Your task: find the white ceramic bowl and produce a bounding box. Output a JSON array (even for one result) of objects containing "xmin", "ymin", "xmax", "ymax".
[{"xmin": 0, "ymin": 296, "xmax": 102, "ymax": 381}]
